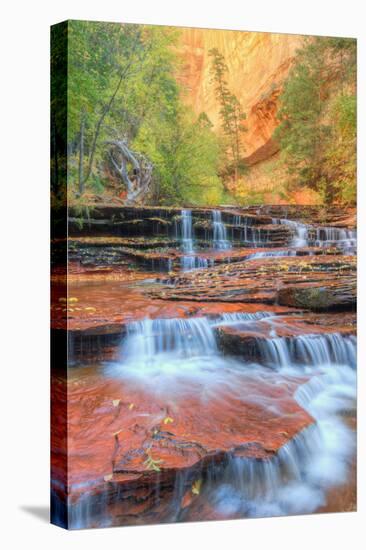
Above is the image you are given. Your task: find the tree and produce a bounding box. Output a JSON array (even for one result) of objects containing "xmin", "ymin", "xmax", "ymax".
[
  {"xmin": 275, "ymin": 36, "xmax": 356, "ymax": 204},
  {"xmin": 209, "ymin": 48, "xmax": 247, "ymax": 184},
  {"xmin": 67, "ymin": 22, "xmax": 224, "ymax": 206},
  {"xmin": 106, "ymin": 138, "xmax": 153, "ymax": 204},
  {"xmin": 68, "ymin": 22, "xmax": 146, "ymax": 195}
]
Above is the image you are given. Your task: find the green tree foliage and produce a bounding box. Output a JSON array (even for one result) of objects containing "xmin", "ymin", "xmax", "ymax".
[
  {"xmin": 51, "ymin": 22, "xmax": 68, "ymax": 206},
  {"xmin": 209, "ymin": 48, "xmax": 248, "ymax": 184},
  {"xmin": 275, "ymin": 36, "xmax": 356, "ymax": 204},
  {"xmin": 134, "ymin": 108, "xmax": 224, "ymax": 205},
  {"xmin": 67, "ymin": 21, "xmax": 224, "ymax": 205}
]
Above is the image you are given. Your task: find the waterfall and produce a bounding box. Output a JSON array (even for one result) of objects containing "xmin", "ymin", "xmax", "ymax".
[
  {"xmin": 274, "ymin": 217, "xmax": 357, "ymax": 253},
  {"xmin": 179, "ymin": 209, "xmax": 203, "ymax": 271},
  {"xmin": 275, "ymin": 218, "xmax": 309, "ymax": 247},
  {"xmin": 211, "ymin": 311, "xmax": 275, "ymax": 325},
  {"xmin": 116, "ymin": 315, "xmax": 356, "ymax": 375},
  {"xmin": 180, "ymin": 209, "xmax": 194, "ymax": 253},
  {"xmin": 314, "ymin": 227, "xmax": 357, "ymax": 253},
  {"xmin": 245, "ymin": 249, "xmax": 298, "ymax": 260},
  {"xmin": 180, "ymin": 256, "xmax": 214, "ymax": 271},
  {"xmin": 232, "ymin": 219, "xmax": 270, "ymax": 246},
  {"xmin": 256, "ymin": 333, "xmax": 356, "ymax": 369},
  {"xmin": 70, "ymin": 313, "xmax": 357, "ymax": 528},
  {"xmin": 121, "ymin": 317, "xmax": 218, "ymax": 363},
  {"xmin": 212, "ymin": 210, "xmax": 232, "ymax": 250}
]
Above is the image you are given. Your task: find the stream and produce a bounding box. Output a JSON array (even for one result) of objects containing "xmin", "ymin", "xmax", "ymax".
[{"xmin": 51, "ymin": 205, "xmax": 357, "ymax": 528}]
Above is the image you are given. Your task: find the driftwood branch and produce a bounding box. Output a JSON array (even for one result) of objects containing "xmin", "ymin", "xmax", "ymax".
[{"xmin": 106, "ymin": 138, "xmax": 153, "ymax": 204}]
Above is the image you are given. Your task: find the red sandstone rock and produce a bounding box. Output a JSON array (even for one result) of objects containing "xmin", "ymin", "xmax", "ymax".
[{"xmin": 53, "ymin": 368, "xmax": 313, "ymax": 504}]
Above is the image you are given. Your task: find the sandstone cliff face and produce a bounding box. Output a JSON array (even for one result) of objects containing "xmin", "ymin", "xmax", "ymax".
[{"xmin": 177, "ymin": 28, "xmax": 303, "ymax": 165}]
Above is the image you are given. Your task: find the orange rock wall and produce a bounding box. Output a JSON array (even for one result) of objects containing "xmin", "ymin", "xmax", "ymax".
[{"xmin": 177, "ymin": 28, "xmax": 303, "ymax": 164}]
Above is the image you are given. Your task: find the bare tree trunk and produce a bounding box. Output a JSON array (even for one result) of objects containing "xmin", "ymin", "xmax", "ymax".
[
  {"xmin": 78, "ymin": 115, "xmax": 85, "ymax": 195},
  {"xmin": 106, "ymin": 139, "xmax": 153, "ymax": 204}
]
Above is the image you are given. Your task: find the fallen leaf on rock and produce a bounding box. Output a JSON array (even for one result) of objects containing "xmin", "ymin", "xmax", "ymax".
[
  {"xmin": 144, "ymin": 452, "xmax": 163, "ymax": 472},
  {"xmin": 112, "ymin": 399, "xmax": 120, "ymax": 407},
  {"xmin": 104, "ymin": 474, "xmax": 113, "ymax": 482},
  {"xmin": 192, "ymin": 479, "xmax": 202, "ymax": 495},
  {"xmin": 163, "ymin": 417, "xmax": 174, "ymax": 424}
]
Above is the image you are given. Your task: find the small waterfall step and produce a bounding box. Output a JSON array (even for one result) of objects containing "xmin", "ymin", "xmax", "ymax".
[
  {"xmin": 212, "ymin": 210, "xmax": 232, "ymax": 250},
  {"xmin": 217, "ymin": 321, "xmax": 356, "ymax": 368},
  {"xmin": 64, "ymin": 310, "xmax": 357, "ymax": 527}
]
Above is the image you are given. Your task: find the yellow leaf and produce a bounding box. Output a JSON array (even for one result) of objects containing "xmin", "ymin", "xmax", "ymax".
[
  {"xmin": 104, "ymin": 474, "xmax": 113, "ymax": 482},
  {"xmin": 58, "ymin": 297, "xmax": 67, "ymax": 303},
  {"xmin": 163, "ymin": 417, "xmax": 174, "ymax": 424},
  {"xmin": 68, "ymin": 297, "xmax": 79, "ymax": 303},
  {"xmin": 192, "ymin": 479, "xmax": 202, "ymax": 495},
  {"xmin": 128, "ymin": 403, "xmax": 134, "ymax": 410},
  {"xmin": 85, "ymin": 307, "xmax": 96, "ymax": 312},
  {"xmin": 144, "ymin": 452, "xmax": 163, "ymax": 472},
  {"xmin": 112, "ymin": 399, "xmax": 120, "ymax": 407}
]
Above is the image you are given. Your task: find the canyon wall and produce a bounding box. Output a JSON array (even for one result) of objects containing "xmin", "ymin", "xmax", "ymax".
[{"xmin": 177, "ymin": 28, "xmax": 303, "ymax": 166}]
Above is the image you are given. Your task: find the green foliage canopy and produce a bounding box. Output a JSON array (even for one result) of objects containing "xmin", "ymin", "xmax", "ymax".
[
  {"xmin": 67, "ymin": 21, "xmax": 224, "ymax": 205},
  {"xmin": 275, "ymin": 36, "xmax": 356, "ymax": 204}
]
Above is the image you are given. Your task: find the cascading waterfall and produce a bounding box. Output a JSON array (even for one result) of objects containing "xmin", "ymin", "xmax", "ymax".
[
  {"xmin": 179, "ymin": 209, "xmax": 204, "ymax": 272},
  {"xmin": 180, "ymin": 256, "xmax": 211, "ymax": 271},
  {"xmin": 113, "ymin": 315, "xmax": 355, "ymax": 517},
  {"xmin": 245, "ymin": 249, "xmax": 299, "ymax": 260},
  {"xmin": 256, "ymin": 333, "xmax": 356, "ymax": 369},
  {"xmin": 70, "ymin": 312, "xmax": 356, "ymax": 527},
  {"xmin": 211, "ymin": 311, "xmax": 275, "ymax": 325},
  {"xmin": 314, "ymin": 227, "xmax": 357, "ymax": 253},
  {"xmin": 180, "ymin": 209, "xmax": 194, "ymax": 253},
  {"xmin": 178, "ymin": 210, "xmax": 217, "ymax": 271},
  {"xmin": 232, "ymin": 216, "xmax": 270, "ymax": 246},
  {"xmin": 274, "ymin": 217, "xmax": 357, "ymax": 253},
  {"xmin": 274, "ymin": 218, "xmax": 308, "ymax": 247},
  {"xmin": 200, "ymin": 323, "xmax": 356, "ymax": 519},
  {"xmin": 212, "ymin": 210, "xmax": 232, "ymax": 250}
]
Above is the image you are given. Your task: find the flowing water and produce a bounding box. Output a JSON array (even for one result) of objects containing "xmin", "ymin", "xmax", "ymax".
[
  {"xmin": 180, "ymin": 209, "xmax": 194, "ymax": 253},
  {"xmin": 57, "ymin": 207, "xmax": 357, "ymax": 529},
  {"xmin": 212, "ymin": 210, "xmax": 232, "ymax": 250},
  {"xmin": 275, "ymin": 218, "xmax": 309, "ymax": 247},
  {"xmin": 63, "ymin": 313, "xmax": 356, "ymax": 528},
  {"xmin": 274, "ymin": 217, "xmax": 357, "ymax": 253},
  {"xmin": 176, "ymin": 210, "xmax": 356, "ymax": 271}
]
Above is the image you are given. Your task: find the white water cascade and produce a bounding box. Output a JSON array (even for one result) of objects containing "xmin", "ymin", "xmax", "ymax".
[
  {"xmin": 274, "ymin": 218, "xmax": 309, "ymax": 247},
  {"xmin": 180, "ymin": 209, "xmax": 194, "ymax": 253},
  {"xmin": 106, "ymin": 315, "xmax": 356, "ymax": 517},
  {"xmin": 212, "ymin": 210, "xmax": 232, "ymax": 250},
  {"xmin": 66, "ymin": 313, "xmax": 357, "ymax": 528},
  {"xmin": 274, "ymin": 217, "xmax": 357, "ymax": 253},
  {"xmin": 179, "ymin": 209, "xmax": 201, "ymax": 271},
  {"xmin": 180, "ymin": 256, "xmax": 213, "ymax": 271},
  {"xmin": 256, "ymin": 333, "xmax": 356, "ymax": 368},
  {"xmin": 314, "ymin": 227, "xmax": 357, "ymax": 253}
]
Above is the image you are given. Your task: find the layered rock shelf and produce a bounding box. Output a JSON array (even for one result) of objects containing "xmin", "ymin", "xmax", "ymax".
[
  {"xmin": 52, "ymin": 366, "xmax": 313, "ymax": 525},
  {"xmin": 51, "ymin": 204, "xmax": 357, "ymax": 527},
  {"xmin": 149, "ymin": 255, "xmax": 356, "ymax": 309}
]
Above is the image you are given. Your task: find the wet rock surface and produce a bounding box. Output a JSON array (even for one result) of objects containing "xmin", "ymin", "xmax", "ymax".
[
  {"xmin": 51, "ymin": 205, "xmax": 357, "ymax": 528},
  {"xmin": 52, "ymin": 365, "xmax": 313, "ymax": 524},
  {"xmin": 149, "ymin": 255, "xmax": 356, "ymax": 308}
]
